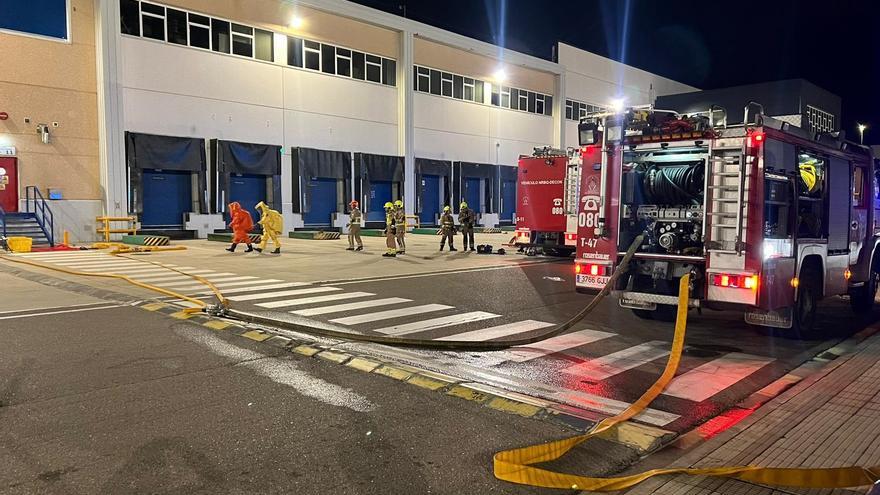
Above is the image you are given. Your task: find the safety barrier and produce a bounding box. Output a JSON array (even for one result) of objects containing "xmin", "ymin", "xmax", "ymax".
[
  {"xmin": 405, "ymin": 214, "xmax": 420, "ymax": 231},
  {"xmin": 96, "ymin": 216, "xmax": 138, "ymax": 242},
  {"xmin": 25, "ymin": 186, "xmax": 55, "ymax": 247}
]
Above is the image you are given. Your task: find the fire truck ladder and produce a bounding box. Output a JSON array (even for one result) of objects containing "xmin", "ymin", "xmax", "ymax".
[
  {"xmin": 706, "ymin": 147, "xmax": 749, "ymax": 254},
  {"xmin": 564, "ymin": 162, "xmax": 581, "ymax": 215}
]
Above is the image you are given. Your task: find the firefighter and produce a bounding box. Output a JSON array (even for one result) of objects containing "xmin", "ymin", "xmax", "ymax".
[
  {"xmin": 254, "ymin": 201, "xmax": 283, "ymax": 254},
  {"xmin": 458, "ymin": 201, "xmax": 476, "ymax": 251},
  {"xmin": 439, "ymin": 206, "xmax": 457, "ymax": 251},
  {"xmin": 346, "ymin": 200, "xmax": 363, "ymax": 251},
  {"xmin": 382, "ymin": 202, "xmax": 397, "ymax": 257},
  {"xmin": 393, "ymin": 199, "xmax": 406, "ymax": 254},
  {"xmin": 226, "ymin": 201, "xmax": 254, "ymax": 253}
]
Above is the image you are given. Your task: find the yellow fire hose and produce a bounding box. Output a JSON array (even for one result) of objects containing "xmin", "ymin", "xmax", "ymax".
[
  {"xmin": 0, "ymin": 251, "xmax": 226, "ymax": 314},
  {"xmin": 492, "ymin": 275, "xmax": 880, "ymax": 491}
]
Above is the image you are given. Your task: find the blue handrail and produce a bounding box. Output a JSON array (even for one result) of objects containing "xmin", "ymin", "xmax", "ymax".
[
  {"xmin": 0, "ymin": 204, "xmax": 6, "ymax": 238},
  {"xmin": 25, "ymin": 186, "xmax": 54, "ymax": 246}
]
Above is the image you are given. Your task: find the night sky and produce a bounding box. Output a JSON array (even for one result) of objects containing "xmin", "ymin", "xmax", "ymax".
[{"xmin": 352, "ymin": 0, "xmax": 879, "ymax": 145}]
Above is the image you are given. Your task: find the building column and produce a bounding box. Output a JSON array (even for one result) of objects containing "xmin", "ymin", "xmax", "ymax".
[
  {"xmin": 398, "ymin": 30, "xmax": 415, "ymax": 215},
  {"xmin": 95, "ymin": 0, "xmax": 127, "ymax": 217},
  {"xmin": 553, "ymin": 72, "xmax": 566, "ymax": 149}
]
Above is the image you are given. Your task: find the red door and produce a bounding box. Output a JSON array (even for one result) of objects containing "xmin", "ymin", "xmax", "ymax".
[{"xmin": 0, "ymin": 157, "xmax": 18, "ymax": 212}]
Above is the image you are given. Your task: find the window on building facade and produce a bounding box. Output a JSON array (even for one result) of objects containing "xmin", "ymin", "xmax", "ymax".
[
  {"xmin": 352, "ymin": 51, "xmax": 366, "ymax": 80},
  {"xmin": 413, "ymin": 65, "xmax": 486, "ymax": 104},
  {"xmin": 381, "ymin": 59, "xmax": 396, "ymax": 86},
  {"xmin": 140, "ymin": 2, "xmax": 166, "ymax": 41},
  {"xmin": 365, "ymin": 54, "xmax": 382, "ymax": 83},
  {"xmin": 188, "ymin": 13, "xmax": 210, "ymax": 49},
  {"xmin": 288, "ymin": 37, "xmax": 303, "ymax": 67},
  {"xmin": 254, "ymin": 29, "xmax": 273, "ymax": 62},
  {"xmin": 336, "ymin": 48, "xmax": 352, "ymax": 77},
  {"xmin": 166, "ymin": 8, "xmax": 187, "ymax": 45},
  {"xmin": 565, "ymin": 99, "xmax": 604, "ymax": 121},
  {"xmin": 321, "ymin": 44, "xmax": 336, "ymax": 74},
  {"xmin": 120, "ymin": 0, "xmax": 140, "ymax": 36},
  {"xmin": 284, "ymin": 35, "xmax": 396, "ymax": 86},
  {"xmin": 440, "ymin": 72, "xmax": 453, "ymax": 97},
  {"xmin": 416, "ymin": 67, "xmax": 430, "ymax": 92},
  {"xmin": 231, "ymin": 24, "xmax": 253, "ymax": 57},
  {"xmin": 303, "ymin": 40, "xmax": 320, "ymax": 70},
  {"xmin": 211, "ymin": 18, "xmax": 230, "ymax": 53}
]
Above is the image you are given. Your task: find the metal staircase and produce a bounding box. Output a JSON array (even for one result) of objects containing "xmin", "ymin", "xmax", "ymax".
[{"xmin": 0, "ymin": 186, "xmax": 55, "ymax": 248}]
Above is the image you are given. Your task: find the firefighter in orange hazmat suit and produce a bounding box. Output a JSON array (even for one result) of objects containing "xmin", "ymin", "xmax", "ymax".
[{"xmin": 226, "ymin": 201, "xmax": 255, "ymax": 252}]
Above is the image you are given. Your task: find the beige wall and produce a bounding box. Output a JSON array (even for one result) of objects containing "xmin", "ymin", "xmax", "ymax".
[
  {"xmin": 162, "ymin": 0, "xmax": 400, "ymax": 58},
  {"xmin": 414, "ymin": 37, "xmax": 555, "ymax": 94},
  {"xmin": 0, "ymin": 0, "xmax": 100, "ymax": 201}
]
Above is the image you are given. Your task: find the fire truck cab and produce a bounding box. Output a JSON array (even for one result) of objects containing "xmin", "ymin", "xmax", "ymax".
[
  {"xmin": 574, "ymin": 104, "xmax": 879, "ymax": 334},
  {"xmin": 513, "ymin": 147, "xmax": 580, "ymax": 256}
]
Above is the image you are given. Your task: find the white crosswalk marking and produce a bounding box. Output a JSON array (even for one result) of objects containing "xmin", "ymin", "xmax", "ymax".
[
  {"xmin": 192, "ymin": 282, "xmax": 309, "ymax": 295},
  {"xmin": 159, "ymin": 276, "xmax": 258, "ymax": 288},
  {"xmin": 54, "ymin": 258, "xmax": 161, "ymax": 266},
  {"xmin": 171, "ymin": 279, "xmax": 285, "ymax": 292},
  {"xmin": 292, "ymin": 297, "xmax": 412, "ymax": 316},
  {"xmin": 373, "ymin": 311, "xmax": 500, "ymax": 336},
  {"xmin": 227, "ymin": 287, "xmax": 341, "ymax": 302},
  {"xmin": 561, "ymin": 341, "xmax": 669, "ymax": 380},
  {"xmin": 500, "ymin": 329, "xmax": 616, "ymax": 363},
  {"xmin": 61, "ymin": 262, "xmax": 159, "ymax": 269},
  {"xmin": 662, "ymin": 353, "xmax": 774, "ymax": 402},
  {"xmin": 17, "ymin": 253, "xmax": 104, "ymax": 259},
  {"xmin": 554, "ymin": 389, "xmax": 680, "ymax": 427},
  {"xmin": 256, "ymin": 292, "xmax": 375, "ymax": 309},
  {"xmin": 82, "ymin": 266, "xmax": 188, "ymax": 275},
  {"xmin": 330, "ymin": 304, "xmax": 453, "ymax": 325},
  {"xmin": 437, "ymin": 320, "xmax": 555, "ymax": 342},
  {"xmin": 134, "ymin": 270, "xmax": 216, "ymax": 282}
]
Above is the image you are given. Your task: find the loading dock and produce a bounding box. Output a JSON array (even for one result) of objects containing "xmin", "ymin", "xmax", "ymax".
[
  {"xmin": 453, "ymin": 161, "xmax": 498, "ymax": 222},
  {"xmin": 356, "ymin": 153, "xmax": 404, "ymax": 224},
  {"xmin": 211, "ymin": 140, "xmax": 282, "ymax": 225},
  {"xmin": 292, "ymin": 147, "xmax": 352, "ymax": 228},
  {"xmin": 499, "ymin": 165, "xmax": 517, "ymax": 225}
]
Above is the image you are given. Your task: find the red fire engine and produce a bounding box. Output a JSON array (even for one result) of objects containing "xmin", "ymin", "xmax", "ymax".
[
  {"xmin": 574, "ymin": 104, "xmax": 879, "ymax": 333},
  {"xmin": 513, "ymin": 147, "xmax": 580, "ymax": 256}
]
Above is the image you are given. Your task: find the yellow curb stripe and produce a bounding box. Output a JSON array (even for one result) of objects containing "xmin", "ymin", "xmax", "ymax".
[
  {"xmin": 141, "ymin": 302, "xmax": 168, "ymax": 311},
  {"xmin": 345, "ymin": 357, "xmax": 382, "ymax": 373},
  {"xmin": 241, "ymin": 330, "xmax": 271, "ymax": 342},
  {"xmin": 446, "ymin": 385, "xmax": 489, "ymax": 403},
  {"xmin": 373, "ymin": 365, "xmax": 413, "ymax": 381},
  {"xmin": 487, "ymin": 397, "xmax": 541, "ymax": 418},
  {"xmin": 170, "ymin": 310, "xmax": 195, "ymax": 320},
  {"xmin": 406, "ymin": 374, "xmax": 447, "ymax": 391},
  {"xmin": 292, "ymin": 345, "xmax": 321, "ymax": 357},
  {"xmin": 203, "ymin": 320, "xmax": 232, "ymax": 331},
  {"xmin": 317, "ymin": 350, "xmax": 350, "ymax": 364}
]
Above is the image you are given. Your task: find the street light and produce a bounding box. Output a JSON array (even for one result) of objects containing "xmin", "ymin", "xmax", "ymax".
[
  {"xmin": 609, "ymin": 98, "xmax": 626, "ymax": 113},
  {"xmin": 289, "ymin": 15, "xmax": 304, "ymax": 29},
  {"xmin": 492, "ymin": 68, "xmax": 508, "ymax": 83},
  {"xmin": 857, "ymin": 123, "xmax": 867, "ymax": 144}
]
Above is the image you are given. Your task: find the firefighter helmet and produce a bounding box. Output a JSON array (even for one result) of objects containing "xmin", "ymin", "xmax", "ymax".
[
  {"xmin": 799, "ymin": 162, "xmax": 818, "ymax": 193},
  {"xmin": 459, "ymin": 201, "xmax": 468, "ymax": 209},
  {"xmin": 384, "ymin": 202, "xmax": 394, "ymax": 209},
  {"xmin": 349, "ymin": 200, "xmax": 359, "ymax": 208},
  {"xmin": 443, "ymin": 206, "xmax": 451, "ymax": 212},
  {"xmin": 394, "ymin": 200, "xmax": 403, "ymax": 208}
]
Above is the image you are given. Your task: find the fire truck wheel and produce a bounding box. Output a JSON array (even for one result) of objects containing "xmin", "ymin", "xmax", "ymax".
[
  {"xmin": 850, "ymin": 264, "xmax": 879, "ymax": 314},
  {"xmin": 792, "ymin": 269, "xmax": 820, "ymax": 336}
]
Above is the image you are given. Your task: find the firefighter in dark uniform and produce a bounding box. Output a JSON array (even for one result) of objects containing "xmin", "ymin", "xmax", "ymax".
[
  {"xmin": 393, "ymin": 199, "xmax": 406, "ymax": 254},
  {"xmin": 458, "ymin": 201, "xmax": 476, "ymax": 251},
  {"xmin": 382, "ymin": 202, "xmax": 397, "ymax": 257},
  {"xmin": 439, "ymin": 206, "xmax": 458, "ymax": 251}
]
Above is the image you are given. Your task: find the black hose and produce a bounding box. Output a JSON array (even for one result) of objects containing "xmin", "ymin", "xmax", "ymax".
[
  {"xmin": 225, "ymin": 235, "xmax": 646, "ymax": 351},
  {"xmin": 644, "ymin": 162, "xmax": 704, "ymax": 205}
]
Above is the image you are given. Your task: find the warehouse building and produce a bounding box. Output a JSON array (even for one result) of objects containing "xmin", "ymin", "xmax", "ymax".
[{"xmin": 0, "ymin": 0, "xmax": 696, "ymax": 241}]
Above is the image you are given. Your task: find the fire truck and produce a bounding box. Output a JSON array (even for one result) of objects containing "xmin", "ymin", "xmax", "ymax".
[
  {"xmin": 513, "ymin": 147, "xmax": 580, "ymax": 256},
  {"xmin": 574, "ymin": 104, "xmax": 879, "ymax": 333}
]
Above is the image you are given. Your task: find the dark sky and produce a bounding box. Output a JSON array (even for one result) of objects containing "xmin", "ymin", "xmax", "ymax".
[{"xmin": 352, "ymin": 0, "xmax": 879, "ymax": 144}]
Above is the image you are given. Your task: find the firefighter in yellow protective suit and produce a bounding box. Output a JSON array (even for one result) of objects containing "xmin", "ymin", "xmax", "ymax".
[
  {"xmin": 393, "ymin": 199, "xmax": 406, "ymax": 254},
  {"xmin": 382, "ymin": 202, "xmax": 397, "ymax": 258},
  {"xmin": 255, "ymin": 201, "xmax": 283, "ymax": 254},
  {"xmin": 439, "ymin": 206, "xmax": 458, "ymax": 251}
]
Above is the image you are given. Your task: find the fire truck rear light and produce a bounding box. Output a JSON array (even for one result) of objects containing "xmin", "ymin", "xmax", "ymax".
[
  {"xmin": 845, "ymin": 268, "xmax": 852, "ymax": 280},
  {"xmin": 575, "ymin": 264, "xmax": 582, "ymax": 274},
  {"xmin": 565, "ymin": 233, "xmax": 577, "ymax": 241},
  {"xmin": 790, "ymin": 277, "xmax": 799, "ymax": 288},
  {"xmin": 749, "ymin": 133, "xmax": 765, "ymax": 147},
  {"xmin": 590, "ymin": 264, "xmax": 600, "ymax": 276},
  {"xmin": 712, "ymin": 273, "xmax": 758, "ymax": 290}
]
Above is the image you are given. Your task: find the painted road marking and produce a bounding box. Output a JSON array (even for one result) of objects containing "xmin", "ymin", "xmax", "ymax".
[
  {"xmin": 436, "ymin": 320, "xmax": 555, "ymax": 342},
  {"xmin": 0, "ymin": 305, "xmax": 122, "ymax": 320},
  {"xmin": 500, "ymin": 329, "xmax": 617, "ymax": 363},
  {"xmin": 330, "ymin": 304, "xmax": 453, "ymax": 325},
  {"xmin": 320, "ymin": 260, "xmax": 556, "ymax": 286},
  {"xmin": 81, "ymin": 267, "xmax": 186, "ymax": 276},
  {"xmin": 53, "ymin": 259, "xmax": 166, "ymax": 267},
  {"xmin": 171, "ymin": 279, "xmax": 285, "ymax": 292},
  {"xmin": 134, "ymin": 270, "xmax": 217, "ymax": 282},
  {"xmin": 159, "ymin": 276, "xmax": 258, "ymax": 288},
  {"xmin": 16, "ymin": 253, "xmax": 106, "ymax": 260},
  {"xmin": 554, "ymin": 388, "xmax": 680, "ymax": 427},
  {"xmin": 257, "ymin": 292, "xmax": 375, "ymax": 309},
  {"xmin": 0, "ymin": 301, "xmax": 118, "ymax": 315},
  {"xmin": 227, "ymin": 287, "xmax": 341, "ymax": 302},
  {"xmin": 561, "ymin": 341, "xmax": 669, "ymax": 380},
  {"xmin": 662, "ymin": 352, "xmax": 774, "ymax": 402},
  {"xmin": 58, "ymin": 261, "xmax": 160, "ymax": 269},
  {"xmin": 373, "ymin": 311, "xmax": 501, "ymax": 336},
  {"xmin": 192, "ymin": 282, "xmax": 310, "ymax": 295},
  {"xmin": 292, "ymin": 297, "xmax": 412, "ymax": 316}
]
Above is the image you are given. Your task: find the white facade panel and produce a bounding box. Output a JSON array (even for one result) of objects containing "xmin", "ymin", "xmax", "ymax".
[
  {"xmin": 122, "ymin": 37, "xmax": 284, "ymax": 108},
  {"xmin": 413, "ymin": 93, "xmax": 553, "ymax": 165},
  {"xmin": 281, "ymin": 68, "xmax": 398, "ymax": 125},
  {"xmin": 284, "ymin": 109, "xmax": 397, "ymax": 155}
]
